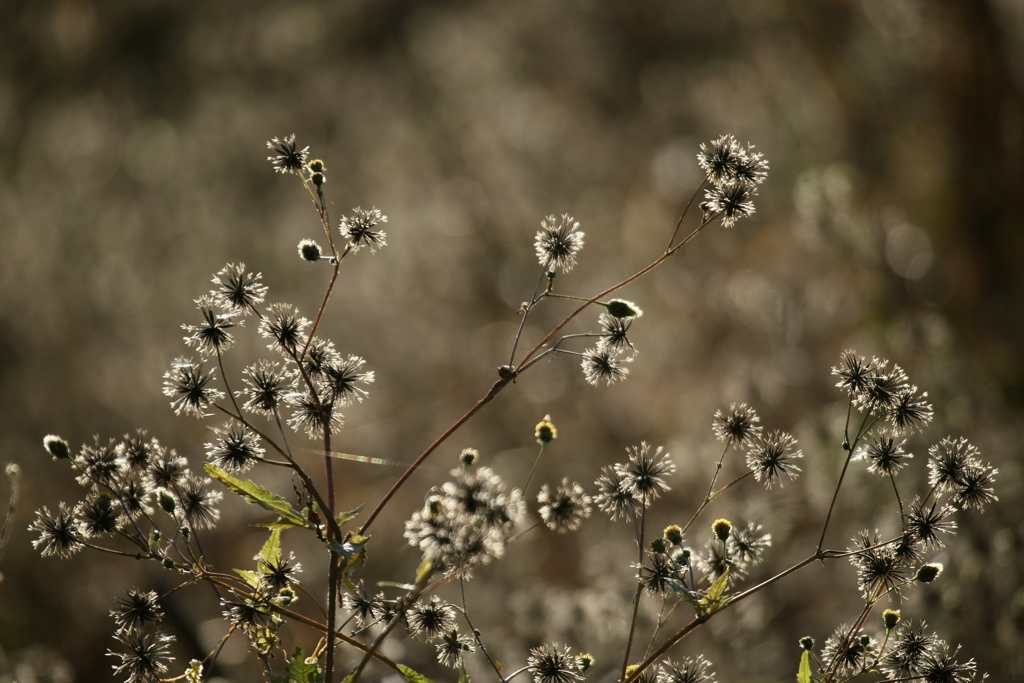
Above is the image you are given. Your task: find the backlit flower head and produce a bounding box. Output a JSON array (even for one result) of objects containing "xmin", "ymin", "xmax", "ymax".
[
  {"xmin": 581, "ymin": 347, "xmax": 631, "ymax": 386},
  {"xmin": 537, "ymin": 478, "xmax": 592, "ymax": 533},
  {"xmin": 712, "ymin": 402, "xmax": 762, "ymax": 448},
  {"xmin": 535, "ymin": 214, "xmax": 585, "ymax": 273},
  {"xmin": 211, "ymin": 263, "xmax": 267, "ymax": 316},
  {"xmin": 266, "ymin": 134, "xmax": 309, "ymax": 174},
  {"xmin": 182, "ymin": 295, "xmax": 239, "ymax": 357},
  {"xmin": 340, "ymin": 207, "xmax": 388, "ymax": 252},
  {"xmin": 162, "ymin": 357, "xmax": 225, "ymax": 418},
  {"xmin": 745, "ymin": 430, "xmax": 803, "ymax": 488}
]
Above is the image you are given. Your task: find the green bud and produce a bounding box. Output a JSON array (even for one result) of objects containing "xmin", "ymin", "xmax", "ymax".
[
  {"xmin": 298, "ymin": 238, "xmax": 322, "ymax": 262},
  {"xmin": 460, "ymin": 448, "xmax": 479, "ymax": 467},
  {"xmin": 43, "ymin": 435, "xmax": 71, "ymax": 460},
  {"xmin": 603, "ymin": 299, "xmax": 643, "ymax": 319},
  {"xmin": 799, "ymin": 636, "xmax": 815, "ymax": 651},
  {"xmin": 914, "ymin": 563, "xmax": 943, "ymax": 583},
  {"xmin": 713, "ymin": 518, "xmax": 732, "ymax": 542},
  {"xmin": 883, "ymin": 609, "xmax": 901, "ymax": 631}
]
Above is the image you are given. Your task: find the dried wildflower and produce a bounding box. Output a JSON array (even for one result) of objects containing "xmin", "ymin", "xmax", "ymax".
[
  {"xmin": 369, "ymin": 592, "xmax": 406, "ymax": 626},
  {"xmin": 118, "ymin": 475, "xmax": 154, "ymax": 521},
  {"xmin": 436, "ymin": 628, "xmax": 475, "ymax": 668},
  {"xmin": 257, "ymin": 551, "xmax": 302, "ymax": 590},
  {"xmin": 904, "ymin": 498, "xmax": 957, "ymax": 548},
  {"xmin": 537, "ymin": 478, "xmax": 592, "ymax": 533},
  {"xmin": 407, "ymin": 596, "xmax": 456, "ymax": 642},
  {"xmin": 120, "ymin": 430, "xmax": 160, "ymax": 470},
  {"xmin": 703, "ymin": 182, "xmax": 756, "ymax": 228},
  {"xmin": 205, "ymin": 422, "xmax": 264, "ymax": 472},
  {"xmin": 918, "ymin": 643, "xmax": 978, "ymax": 683},
  {"xmin": 881, "ymin": 621, "xmax": 940, "ymax": 679},
  {"xmin": 297, "ymin": 238, "xmax": 323, "ymax": 262},
  {"xmin": 175, "ymin": 474, "xmax": 222, "ymax": 530},
  {"xmin": 319, "ymin": 355, "xmax": 374, "ymax": 406},
  {"xmin": 266, "ymin": 134, "xmax": 309, "ymax": 174},
  {"xmin": 862, "ymin": 431, "xmax": 912, "ymax": 476},
  {"xmin": 616, "ymin": 443, "xmax": 675, "ymax": 503},
  {"xmin": 77, "ymin": 492, "xmax": 121, "ymax": 536},
  {"xmin": 111, "ymin": 589, "xmax": 163, "ymax": 635},
  {"xmin": 731, "ymin": 145, "xmax": 769, "ymax": 187},
  {"xmin": 259, "ymin": 303, "xmax": 310, "ymax": 356},
  {"xmin": 147, "ymin": 449, "xmax": 189, "ymax": 489},
  {"xmin": 162, "ymin": 357, "xmax": 224, "ymax": 418},
  {"xmin": 108, "ymin": 630, "xmax": 175, "ymax": 683},
  {"xmin": 849, "ymin": 530, "xmax": 906, "ymax": 596},
  {"xmin": 527, "ymin": 642, "xmax": 583, "ymax": 683},
  {"xmin": 697, "ymin": 134, "xmax": 746, "ymax": 186},
  {"xmin": 729, "ymin": 522, "xmax": 771, "ymax": 565},
  {"xmin": 638, "ymin": 551, "xmax": 675, "ymax": 596},
  {"xmin": 927, "ymin": 436, "xmax": 975, "ymax": 495},
  {"xmin": 832, "ymin": 350, "xmax": 879, "ymax": 398},
  {"xmin": 182, "ymin": 295, "xmax": 239, "ymax": 357},
  {"xmin": 340, "ymin": 207, "xmax": 388, "ymax": 252},
  {"xmin": 535, "ymin": 214, "xmax": 585, "ymax": 273},
  {"xmin": 857, "ymin": 363, "xmax": 909, "ymax": 415},
  {"xmin": 581, "ymin": 347, "xmax": 631, "ymax": 386},
  {"xmin": 712, "ymin": 403, "xmax": 762, "ymax": 448},
  {"xmin": 241, "ymin": 360, "xmax": 292, "ymax": 416},
  {"xmin": 887, "ymin": 385, "xmax": 934, "ymax": 432},
  {"xmin": 286, "ymin": 392, "xmax": 343, "ymax": 439},
  {"xmin": 694, "ymin": 540, "xmax": 734, "ymax": 583},
  {"xmin": 43, "ymin": 434, "xmax": 71, "ymax": 460},
  {"xmin": 341, "ymin": 583, "xmax": 374, "ymax": 627},
  {"xmin": 210, "ymin": 263, "xmax": 267, "ymax": 316},
  {"xmin": 657, "ymin": 655, "xmax": 717, "ymax": 683},
  {"xmin": 74, "ymin": 437, "xmax": 124, "ymax": 487},
  {"xmin": 594, "ymin": 465, "xmax": 639, "ymax": 522},
  {"xmin": 821, "ymin": 624, "xmax": 877, "ymax": 678},
  {"xmin": 597, "ymin": 312, "xmax": 636, "ymax": 353},
  {"xmin": 30, "ymin": 503, "xmax": 84, "ymax": 558},
  {"xmin": 953, "ymin": 460, "xmax": 998, "ymax": 511},
  {"xmin": 299, "ymin": 338, "xmax": 340, "ymax": 381},
  {"xmin": 405, "ymin": 465, "xmax": 524, "ymax": 575},
  {"xmin": 745, "ymin": 431, "xmax": 803, "ymax": 488}
]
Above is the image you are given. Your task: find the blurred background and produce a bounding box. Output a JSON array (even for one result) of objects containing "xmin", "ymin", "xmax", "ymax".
[{"xmin": 1, "ymin": 0, "xmax": 1022, "ymax": 681}]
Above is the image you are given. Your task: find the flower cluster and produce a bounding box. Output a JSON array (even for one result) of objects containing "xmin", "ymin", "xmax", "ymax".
[
  {"xmin": 697, "ymin": 134, "xmax": 768, "ymax": 228},
  {"xmin": 404, "ymin": 458, "xmax": 526, "ymax": 576}
]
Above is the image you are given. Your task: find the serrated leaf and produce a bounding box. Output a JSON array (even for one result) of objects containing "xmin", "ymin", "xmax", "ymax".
[
  {"xmin": 398, "ymin": 663, "xmax": 439, "ymax": 683},
  {"xmin": 234, "ymin": 569, "xmax": 262, "ymax": 588},
  {"xmin": 204, "ymin": 464, "xmax": 313, "ymax": 530},
  {"xmin": 259, "ymin": 528, "xmax": 282, "ymax": 566},
  {"xmin": 336, "ymin": 504, "xmax": 364, "ymax": 527},
  {"xmin": 285, "ymin": 648, "xmax": 324, "ymax": 683},
  {"xmin": 797, "ymin": 650, "xmax": 812, "ymax": 683}
]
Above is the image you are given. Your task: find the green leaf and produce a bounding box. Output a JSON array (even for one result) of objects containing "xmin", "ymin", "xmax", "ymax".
[
  {"xmin": 234, "ymin": 569, "xmax": 262, "ymax": 588},
  {"xmin": 204, "ymin": 464, "xmax": 313, "ymax": 530},
  {"xmin": 797, "ymin": 650, "xmax": 812, "ymax": 683},
  {"xmin": 259, "ymin": 528, "xmax": 282, "ymax": 566},
  {"xmin": 336, "ymin": 504, "xmax": 364, "ymax": 527},
  {"xmin": 398, "ymin": 664, "xmax": 439, "ymax": 683},
  {"xmin": 697, "ymin": 570, "xmax": 732, "ymax": 616},
  {"xmin": 285, "ymin": 648, "xmax": 324, "ymax": 683}
]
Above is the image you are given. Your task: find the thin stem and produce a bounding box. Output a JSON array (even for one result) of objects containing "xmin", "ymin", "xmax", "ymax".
[
  {"xmin": 619, "ymin": 505, "xmax": 647, "ymax": 681},
  {"xmin": 523, "ymin": 442, "xmax": 547, "ymax": 495},
  {"xmin": 460, "ymin": 577, "xmax": 505, "ymax": 680},
  {"xmin": 508, "ymin": 265, "xmax": 552, "ymax": 367}
]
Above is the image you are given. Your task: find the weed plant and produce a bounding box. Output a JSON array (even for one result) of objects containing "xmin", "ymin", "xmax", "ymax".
[{"xmin": 28, "ymin": 134, "xmax": 994, "ymax": 683}]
